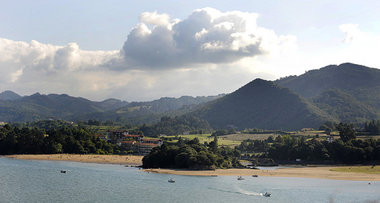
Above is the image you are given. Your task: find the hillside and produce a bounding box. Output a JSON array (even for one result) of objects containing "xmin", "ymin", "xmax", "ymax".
[
  {"xmin": 0, "ymin": 90, "xmax": 21, "ymax": 101},
  {"xmin": 193, "ymin": 79, "xmax": 334, "ymax": 130},
  {"xmin": 313, "ymin": 89, "xmax": 380, "ymax": 123},
  {"xmin": 276, "ymin": 63, "xmax": 380, "ymax": 123},
  {"xmin": 276, "ymin": 63, "xmax": 380, "ymax": 99},
  {"xmin": 0, "ymin": 92, "xmax": 220, "ymax": 123}
]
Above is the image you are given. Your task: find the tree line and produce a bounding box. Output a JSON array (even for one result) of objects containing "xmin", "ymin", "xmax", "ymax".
[
  {"xmin": 0, "ymin": 124, "xmax": 118, "ymax": 155},
  {"xmin": 142, "ymin": 136, "xmax": 241, "ymax": 169},
  {"xmin": 139, "ymin": 115, "xmax": 211, "ymax": 137},
  {"xmin": 239, "ymin": 123, "xmax": 380, "ymax": 164}
]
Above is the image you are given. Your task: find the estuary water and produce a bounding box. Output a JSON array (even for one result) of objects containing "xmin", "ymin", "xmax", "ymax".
[{"xmin": 0, "ymin": 157, "xmax": 379, "ymax": 203}]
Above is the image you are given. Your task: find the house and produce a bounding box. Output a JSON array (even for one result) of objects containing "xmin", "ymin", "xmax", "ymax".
[
  {"xmin": 121, "ymin": 139, "xmax": 162, "ymax": 155},
  {"xmin": 326, "ymin": 136, "xmax": 334, "ymax": 143},
  {"xmin": 107, "ymin": 130, "xmax": 162, "ymax": 155}
]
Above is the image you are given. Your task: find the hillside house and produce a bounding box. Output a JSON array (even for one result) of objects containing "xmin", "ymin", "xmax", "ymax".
[
  {"xmin": 121, "ymin": 138, "xmax": 162, "ymax": 155},
  {"xmin": 107, "ymin": 130, "xmax": 162, "ymax": 155}
]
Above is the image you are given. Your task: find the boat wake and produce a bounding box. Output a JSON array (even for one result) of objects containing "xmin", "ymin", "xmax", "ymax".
[{"xmin": 207, "ymin": 187, "xmax": 264, "ymax": 197}]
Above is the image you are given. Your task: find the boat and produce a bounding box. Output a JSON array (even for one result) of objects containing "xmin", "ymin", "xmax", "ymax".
[
  {"xmin": 60, "ymin": 170, "xmax": 66, "ymax": 173},
  {"xmin": 263, "ymin": 192, "xmax": 271, "ymax": 197},
  {"xmin": 237, "ymin": 176, "xmax": 245, "ymax": 180},
  {"xmin": 252, "ymin": 175, "xmax": 258, "ymax": 177},
  {"xmin": 168, "ymin": 178, "xmax": 175, "ymax": 183}
]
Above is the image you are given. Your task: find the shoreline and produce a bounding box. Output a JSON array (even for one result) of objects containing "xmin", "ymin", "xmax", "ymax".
[
  {"xmin": 3, "ymin": 154, "xmax": 143, "ymax": 166},
  {"xmin": 4, "ymin": 154, "xmax": 380, "ymax": 181},
  {"xmin": 144, "ymin": 166, "xmax": 380, "ymax": 181}
]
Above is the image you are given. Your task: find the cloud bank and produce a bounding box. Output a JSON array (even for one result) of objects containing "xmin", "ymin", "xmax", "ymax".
[
  {"xmin": 0, "ymin": 8, "xmax": 296, "ymax": 100},
  {"xmin": 121, "ymin": 8, "xmax": 293, "ymax": 69}
]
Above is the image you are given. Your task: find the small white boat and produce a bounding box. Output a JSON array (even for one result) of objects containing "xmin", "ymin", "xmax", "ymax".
[
  {"xmin": 263, "ymin": 192, "xmax": 271, "ymax": 197},
  {"xmin": 237, "ymin": 176, "xmax": 245, "ymax": 180},
  {"xmin": 168, "ymin": 178, "xmax": 175, "ymax": 183}
]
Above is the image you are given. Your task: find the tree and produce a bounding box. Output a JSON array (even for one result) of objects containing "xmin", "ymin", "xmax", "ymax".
[{"xmin": 336, "ymin": 123, "xmax": 356, "ymax": 142}]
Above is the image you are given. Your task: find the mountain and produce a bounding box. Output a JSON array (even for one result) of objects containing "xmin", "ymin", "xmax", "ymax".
[
  {"xmin": 0, "ymin": 92, "xmax": 220, "ymax": 123},
  {"xmin": 313, "ymin": 89, "xmax": 380, "ymax": 123},
  {"xmin": 0, "ymin": 90, "xmax": 21, "ymax": 101},
  {"xmin": 0, "ymin": 93, "xmax": 106, "ymax": 122},
  {"xmin": 96, "ymin": 95, "xmax": 224, "ymax": 125},
  {"xmin": 192, "ymin": 79, "xmax": 334, "ymax": 130},
  {"xmin": 95, "ymin": 99, "xmax": 129, "ymax": 111},
  {"xmin": 276, "ymin": 63, "xmax": 380, "ymax": 101},
  {"xmin": 276, "ymin": 63, "xmax": 380, "ymax": 122}
]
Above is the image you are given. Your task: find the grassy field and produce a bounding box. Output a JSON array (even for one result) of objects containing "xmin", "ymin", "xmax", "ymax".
[
  {"xmin": 219, "ymin": 133, "xmax": 278, "ymax": 141},
  {"xmin": 330, "ymin": 166, "xmax": 380, "ymax": 174},
  {"xmin": 164, "ymin": 134, "xmax": 241, "ymax": 147}
]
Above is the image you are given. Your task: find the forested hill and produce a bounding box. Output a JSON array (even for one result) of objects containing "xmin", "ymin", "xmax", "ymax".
[
  {"xmin": 0, "ymin": 90, "xmax": 21, "ymax": 101},
  {"xmin": 276, "ymin": 63, "xmax": 380, "ymax": 123},
  {"xmin": 0, "ymin": 92, "xmax": 220, "ymax": 123},
  {"xmin": 192, "ymin": 79, "xmax": 334, "ymax": 130},
  {"xmin": 276, "ymin": 63, "xmax": 380, "ymax": 100}
]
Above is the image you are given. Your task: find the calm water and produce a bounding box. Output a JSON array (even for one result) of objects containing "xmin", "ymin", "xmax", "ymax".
[{"xmin": 1, "ymin": 157, "xmax": 379, "ymax": 203}]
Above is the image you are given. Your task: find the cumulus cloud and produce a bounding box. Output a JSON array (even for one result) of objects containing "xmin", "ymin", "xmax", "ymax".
[
  {"xmin": 120, "ymin": 7, "xmax": 295, "ymax": 69},
  {"xmin": 0, "ymin": 38, "xmax": 118, "ymax": 81},
  {"xmin": 0, "ymin": 8, "xmax": 297, "ymax": 101}
]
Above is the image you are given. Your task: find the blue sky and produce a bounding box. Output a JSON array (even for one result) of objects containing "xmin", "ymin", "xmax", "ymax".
[{"xmin": 1, "ymin": 0, "xmax": 380, "ymax": 101}]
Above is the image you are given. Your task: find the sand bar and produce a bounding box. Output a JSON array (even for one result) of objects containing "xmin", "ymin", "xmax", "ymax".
[
  {"xmin": 4, "ymin": 154, "xmax": 143, "ymax": 165},
  {"xmin": 144, "ymin": 166, "xmax": 380, "ymax": 181}
]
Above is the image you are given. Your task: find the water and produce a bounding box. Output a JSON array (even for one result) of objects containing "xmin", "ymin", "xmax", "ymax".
[{"xmin": 1, "ymin": 157, "xmax": 379, "ymax": 203}]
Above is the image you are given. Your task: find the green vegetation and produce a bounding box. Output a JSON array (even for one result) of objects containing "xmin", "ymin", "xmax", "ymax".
[
  {"xmin": 192, "ymin": 79, "xmax": 333, "ymax": 130},
  {"xmin": 0, "ymin": 124, "xmax": 118, "ymax": 155},
  {"xmin": 330, "ymin": 166, "xmax": 380, "ymax": 174},
  {"xmin": 142, "ymin": 136, "xmax": 241, "ymax": 169},
  {"xmin": 139, "ymin": 115, "xmax": 211, "ymax": 137},
  {"xmin": 164, "ymin": 134, "xmax": 241, "ymax": 147},
  {"xmin": 238, "ymin": 123, "xmax": 380, "ymax": 164},
  {"xmin": 1, "ymin": 63, "xmax": 380, "ymax": 131},
  {"xmin": 365, "ymin": 120, "xmax": 380, "ymax": 135}
]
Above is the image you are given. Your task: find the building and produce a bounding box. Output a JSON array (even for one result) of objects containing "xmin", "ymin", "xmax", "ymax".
[
  {"xmin": 121, "ymin": 139, "xmax": 162, "ymax": 155},
  {"xmin": 106, "ymin": 130, "xmax": 162, "ymax": 155},
  {"xmin": 326, "ymin": 136, "xmax": 334, "ymax": 143}
]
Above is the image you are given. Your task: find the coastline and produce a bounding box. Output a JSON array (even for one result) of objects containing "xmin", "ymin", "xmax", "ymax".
[
  {"xmin": 144, "ymin": 166, "xmax": 380, "ymax": 181},
  {"xmin": 3, "ymin": 154, "xmax": 143, "ymax": 166},
  {"xmin": 5, "ymin": 154, "xmax": 380, "ymax": 181}
]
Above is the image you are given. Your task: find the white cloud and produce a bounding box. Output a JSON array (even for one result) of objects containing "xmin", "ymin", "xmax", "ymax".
[
  {"xmin": 120, "ymin": 7, "xmax": 296, "ymax": 69},
  {"xmin": 337, "ymin": 24, "xmax": 380, "ymax": 67},
  {"xmin": 0, "ymin": 8, "xmax": 297, "ymax": 101}
]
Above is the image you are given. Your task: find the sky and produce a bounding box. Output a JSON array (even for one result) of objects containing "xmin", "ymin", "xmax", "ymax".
[{"xmin": 1, "ymin": 0, "xmax": 380, "ymax": 101}]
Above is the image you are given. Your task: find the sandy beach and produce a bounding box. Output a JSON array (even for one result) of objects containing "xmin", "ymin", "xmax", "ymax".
[
  {"xmin": 5, "ymin": 154, "xmax": 380, "ymax": 181},
  {"xmin": 144, "ymin": 166, "xmax": 380, "ymax": 181},
  {"xmin": 4, "ymin": 154, "xmax": 143, "ymax": 165}
]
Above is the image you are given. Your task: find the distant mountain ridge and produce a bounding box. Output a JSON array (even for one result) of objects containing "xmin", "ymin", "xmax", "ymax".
[
  {"xmin": 0, "ymin": 90, "xmax": 21, "ymax": 101},
  {"xmin": 0, "ymin": 91, "xmax": 221, "ymax": 123},
  {"xmin": 1, "ymin": 62, "xmax": 379, "ymax": 130}
]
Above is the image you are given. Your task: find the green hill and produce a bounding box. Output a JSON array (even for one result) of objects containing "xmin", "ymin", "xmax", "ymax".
[
  {"xmin": 192, "ymin": 79, "xmax": 334, "ymax": 130},
  {"xmin": 0, "ymin": 90, "xmax": 21, "ymax": 101},
  {"xmin": 276, "ymin": 63, "xmax": 380, "ymax": 123},
  {"xmin": 276, "ymin": 63, "xmax": 380, "ymax": 99},
  {"xmin": 0, "ymin": 92, "xmax": 220, "ymax": 123}
]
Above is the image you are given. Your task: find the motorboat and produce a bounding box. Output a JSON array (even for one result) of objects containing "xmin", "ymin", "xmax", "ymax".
[
  {"xmin": 168, "ymin": 178, "xmax": 175, "ymax": 183},
  {"xmin": 252, "ymin": 175, "xmax": 258, "ymax": 177},
  {"xmin": 263, "ymin": 192, "xmax": 271, "ymax": 197},
  {"xmin": 237, "ymin": 176, "xmax": 245, "ymax": 180},
  {"xmin": 60, "ymin": 170, "xmax": 66, "ymax": 173}
]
